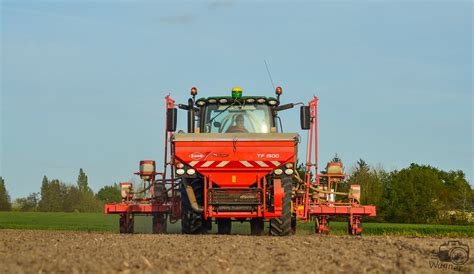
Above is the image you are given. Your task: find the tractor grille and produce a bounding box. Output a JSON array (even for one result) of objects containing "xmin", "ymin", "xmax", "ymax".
[{"xmin": 209, "ymin": 188, "xmax": 262, "ymax": 206}]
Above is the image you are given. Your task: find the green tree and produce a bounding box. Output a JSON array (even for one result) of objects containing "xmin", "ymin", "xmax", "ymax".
[
  {"xmin": 97, "ymin": 184, "xmax": 121, "ymax": 203},
  {"xmin": 38, "ymin": 171, "xmax": 101, "ymax": 212},
  {"xmin": 38, "ymin": 176, "xmax": 65, "ymax": 212},
  {"xmin": 77, "ymin": 168, "xmax": 92, "ymax": 194},
  {"xmin": 78, "ymin": 193, "xmax": 101, "ymax": 212},
  {"xmin": 383, "ymin": 164, "xmax": 445, "ymax": 224},
  {"xmin": 0, "ymin": 177, "xmax": 12, "ymax": 211},
  {"xmin": 438, "ymin": 170, "xmax": 473, "ymax": 211},
  {"xmin": 63, "ymin": 185, "xmax": 81, "ymax": 212},
  {"xmin": 380, "ymin": 164, "xmax": 474, "ymax": 224},
  {"xmin": 14, "ymin": 192, "xmax": 39, "ymax": 211},
  {"xmin": 49, "ymin": 179, "xmax": 66, "ymax": 212},
  {"xmin": 38, "ymin": 176, "xmax": 50, "ymax": 211},
  {"xmin": 75, "ymin": 169, "xmax": 100, "ymax": 212},
  {"xmin": 346, "ymin": 159, "xmax": 384, "ymax": 207}
]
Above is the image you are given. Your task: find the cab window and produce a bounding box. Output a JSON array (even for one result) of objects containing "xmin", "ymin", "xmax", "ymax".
[{"xmin": 203, "ymin": 104, "xmax": 273, "ymax": 133}]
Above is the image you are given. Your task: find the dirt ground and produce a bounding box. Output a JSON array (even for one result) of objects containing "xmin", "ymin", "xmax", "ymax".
[{"xmin": 1, "ymin": 229, "xmax": 472, "ymax": 274}]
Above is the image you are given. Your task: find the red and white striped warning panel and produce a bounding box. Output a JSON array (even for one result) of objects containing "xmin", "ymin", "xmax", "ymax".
[{"xmin": 188, "ymin": 160, "xmax": 282, "ymax": 168}]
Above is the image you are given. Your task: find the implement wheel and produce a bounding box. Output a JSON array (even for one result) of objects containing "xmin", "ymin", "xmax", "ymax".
[
  {"xmin": 270, "ymin": 177, "xmax": 292, "ymax": 236},
  {"xmin": 119, "ymin": 213, "xmax": 134, "ymax": 234},
  {"xmin": 152, "ymin": 213, "xmax": 167, "ymax": 234},
  {"xmin": 315, "ymin": 216, "xmax": 330, "ymax": 234},
  {"xmin": 250, "ymin": 218, "xmax": 265, "ymax": 236},
  {"xmin": 217, "ymin": 218, "xmax": 232, "ymax": 235},
  {"xmin": 348, "ymin": 216, "xmax": 362, "ymax": 236},
  {"xmin": 181, "ymin": 179, "xmax": 208, "ymax": 234}
]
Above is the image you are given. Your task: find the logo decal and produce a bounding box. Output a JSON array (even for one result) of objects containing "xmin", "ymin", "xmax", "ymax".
[
  {"xmin": 211, "ymin": 153, "xmax": 229, "ymax": 157},
  {"xmin": 190, "ymin": 152, "xmax": 205, "ymax": 160}
]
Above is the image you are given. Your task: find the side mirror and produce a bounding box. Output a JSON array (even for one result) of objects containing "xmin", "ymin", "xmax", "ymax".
[
  {"xmin": 300, "ymin": 106, "xmax": 310, "ymax": 130},
  {"xmin": 275, "ymin": 103, "xmax": 294, "ymax": 112},
  {"xmin": 167, "ymin": 108, "xmax": 177, "ymax": 132},
  {"xmin": 178, "ymin": 104, "xmax": 189, "ymax": 110}
]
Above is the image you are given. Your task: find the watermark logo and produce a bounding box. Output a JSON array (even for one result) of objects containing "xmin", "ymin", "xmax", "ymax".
[{"xmin": 429, "ymin": 240, "xmax": 470, "ymax": 272}]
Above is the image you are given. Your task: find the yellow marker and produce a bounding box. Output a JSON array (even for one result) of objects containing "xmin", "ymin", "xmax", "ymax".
[
  {"xmin": 232, "ymin": 87, "xmax": 242, "ymax": 92},
  {"xmin": 232, "ymin": 175, "xmax": 237, "ymax": 183},
  {"xmin": 297, "ymin": 205, "xmax": 304, "ymax": 214}
]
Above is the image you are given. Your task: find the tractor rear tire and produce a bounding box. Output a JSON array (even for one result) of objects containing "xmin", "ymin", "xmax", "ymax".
[
  {"xmin": 181, "ymin": 179, "xmax": 208, "ymax": 234},
  {"xmin": 152, "ymin": 213, "xmax": 167, "ymax": 234},
  {"xmin": 250, "ymin": 218, "xmax": 265, "ymax": 236},
  {"xmin": 270, "ymin": 177, "xmax": 293, "ymax": 236},
  {"xmin": 217, "ymin": 218, "xmax": 232, "ymax": 234}
]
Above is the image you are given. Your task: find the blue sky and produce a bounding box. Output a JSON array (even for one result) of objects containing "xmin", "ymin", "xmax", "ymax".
[{"xmin": 1, "ymin": 0, "xmax": 472, "ymax": 199}]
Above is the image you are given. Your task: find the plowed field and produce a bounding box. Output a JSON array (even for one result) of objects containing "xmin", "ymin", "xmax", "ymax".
[{"xmin": 1, "ymin": 230, "xmax": 472, "ymax": 273}]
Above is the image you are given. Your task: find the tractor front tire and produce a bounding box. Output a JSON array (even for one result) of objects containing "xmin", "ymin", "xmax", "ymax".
[
  {"xmin": 181, "ymin": 206, "xmax": 208, "ymax": 234},
  {"xmin": 270, "ymin": 177, "xmax": 293, "ymax": 236},
  {"xmin": 181, "ymin": 179, "xmax": 208, "ymax": 234}
]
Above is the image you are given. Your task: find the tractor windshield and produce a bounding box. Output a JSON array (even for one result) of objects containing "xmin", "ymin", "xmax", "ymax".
[{"xmin": 203, "ymin": 104, "xmax": 273, "ymax": 133}]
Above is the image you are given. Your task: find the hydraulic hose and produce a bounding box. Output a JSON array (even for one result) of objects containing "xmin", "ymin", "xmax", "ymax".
[
  {"xmin": 183, "ymin": 179, "xmax": 204, "ymax": 213},
  {"xmin": 294, "ymin": 168, "xmax": 348, "ymax": 195}
]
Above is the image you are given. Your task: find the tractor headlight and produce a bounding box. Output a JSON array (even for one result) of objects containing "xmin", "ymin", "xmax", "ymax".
[
  {"xmin": 285, "ymin": 169, "xmax": 294, "ymax": 175},
  {"xmin": 208, "ymin": 99, "xmax": 217, "ymax": 104},
  {"xmin": 196, "ymin": 100, "xmax": 206, "ymax": 106},
  {"xmin": 176, "ymin": 162, "xmax": 184, "ymax": 169},
  {"xmin": 257, "ymin": 98, "xmax": 266, "ymax": 104},
  {"xmin": 274, "ymin": 169, "xmax": 283, "ymax": 175},
  {"xmin": 186, "ymin": 169, "xmax": 196, "ymax": 175},
  {"xmin": 246, "ymin": 98, "xmax": 255, "ymax": 103},
  {"xmin": 219, "ymin": 98, "xmax": 228, "ymax": 104},
  {"xmin": 268, "ymin": 100, "xmax": 278, "ymax": 106},
  {"xmin": 176, "ymin": 169, "xmax": 185, "ymax": 175}
]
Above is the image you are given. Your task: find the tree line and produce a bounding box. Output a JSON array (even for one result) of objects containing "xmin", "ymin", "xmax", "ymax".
[
  {"xmin": 0, "ymin": 162, "xmax": 473, "ymax": 224},
  {"xmin": 0, "ymin": 169, "xmax": 120, "ymax": 213},
  {"xmin": 342, "ymin": 160, "xmax": 473, "ymax": 225}
]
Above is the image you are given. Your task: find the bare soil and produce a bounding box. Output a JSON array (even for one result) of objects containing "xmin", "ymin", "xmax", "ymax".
[{"xmin": 1, "ymin": 229, "xmax": 472, "ymax": 273}]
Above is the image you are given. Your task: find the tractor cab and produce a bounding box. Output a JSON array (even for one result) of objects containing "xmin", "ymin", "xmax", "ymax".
[
  {"xmin": 200, "ymin": 98, "xmax": 274, "ymax": 133},
  {"xmin": 172, "ymin": 87, "xmax": 308, "ymax": 135},
  {"xmin": 197, "ymin": 88, "xmax": 279, "ymax": 134}
]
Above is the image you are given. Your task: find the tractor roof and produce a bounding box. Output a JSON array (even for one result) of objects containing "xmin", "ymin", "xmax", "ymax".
[
  {"xmin": 197, "ymin": 96, "xmax": 278, "ymax": 101},
  {"xmin": 195, "ymin": 96, "xmax": 280, "ymax": 107}
]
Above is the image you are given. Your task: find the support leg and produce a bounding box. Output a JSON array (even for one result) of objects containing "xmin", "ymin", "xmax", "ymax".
[
  {"xmin": 119, "ymin": 212, "xmax": 134, "ymax": 234},
  {"xmin": 315, "ymin": 216, "xmax": 330, "ymax": 234},
  {"xmin": 348, "ymin": 215, "xmax": 362, "ymax": 236}
]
